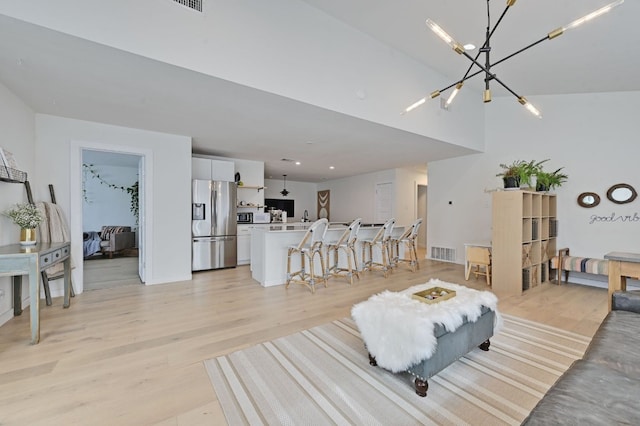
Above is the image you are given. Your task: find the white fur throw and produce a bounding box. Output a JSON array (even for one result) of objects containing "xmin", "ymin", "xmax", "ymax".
[{"xmin": 351, "ymin": 279, "xmax": 501, "ymax": 373}]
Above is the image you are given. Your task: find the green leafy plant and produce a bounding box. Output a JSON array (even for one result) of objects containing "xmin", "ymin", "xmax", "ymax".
[
  {"xmin": 3, "ymin": 203, "xmax": 44, "ymax": 229},
  {"xmin": 497, "ymin": 159, "xmax": 549, "ymax": 188},
  {"xmin": 497, "ymin": 160, "xmax": 526, "ymax": 180},
  {"xmin": 536, "ymin": 168, "xmax": 568, "ymax": 191},
  {"xmin": 522, "ymin": 159, "xmax": 549, "ymax": 187},
  {"xmin": 83, "ymin": 163, "xmax": 139, "ymax": 223}
]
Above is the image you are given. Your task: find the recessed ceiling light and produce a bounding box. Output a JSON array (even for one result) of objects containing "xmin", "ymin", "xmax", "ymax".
[
  {"xmin": 464, "ymin": 43, "xmax": 476, "ymax": 51},
  {"xmin": 295, "ymin": 161, "xmax": 301, "ymax": 165},
  {"xmin": 329, "ymin": 166, "xmax": 335, "ymax": 170}
]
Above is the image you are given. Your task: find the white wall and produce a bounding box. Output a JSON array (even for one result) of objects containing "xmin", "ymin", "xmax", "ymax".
[
  {"xmin": 34, "ymin": 114, "xmax": 192, "ymax": 295},
  {"xmin": 0, "ymin": 82, "xmax": 35, "ymax": 326},
  {"xmin": 0, "ymin": 0, "xmax": 485, "ymax": 152},
  {"xmin": 427, "ymin": 91, "xmax": 640, "ymax": 287},
  {"xmin": 82, "ymin": 163, "xmax": 138, "ymax": 232}
]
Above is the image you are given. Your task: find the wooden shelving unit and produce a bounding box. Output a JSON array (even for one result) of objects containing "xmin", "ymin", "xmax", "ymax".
[{"xmin": 492, "ymin": 190, "xmax": 557, "ymax": 296}]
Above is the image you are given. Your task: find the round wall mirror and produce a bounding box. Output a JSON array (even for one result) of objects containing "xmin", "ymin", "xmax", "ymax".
[
  {"xmin": 606, "ymin": 183, "xmax": 637, "ymax": 205},
  {"xmin": 577, "ymin": 192, "xmax": 601, "ymax": 208}
]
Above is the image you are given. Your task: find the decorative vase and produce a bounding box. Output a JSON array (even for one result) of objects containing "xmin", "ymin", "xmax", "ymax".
[{"xmin": 20, "ymin": 228, "xmax": 37, "ymax": 246}]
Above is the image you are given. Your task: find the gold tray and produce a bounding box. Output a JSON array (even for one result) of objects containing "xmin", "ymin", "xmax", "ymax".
[{"xmin": 411, "ymin": 287, "xmax": 456, "ymax": 304}]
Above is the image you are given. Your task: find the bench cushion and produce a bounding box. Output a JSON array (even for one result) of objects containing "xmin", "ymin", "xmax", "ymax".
[{"xmin": 551, "ymin": 255, "xmax": 608, "ymax": 275}]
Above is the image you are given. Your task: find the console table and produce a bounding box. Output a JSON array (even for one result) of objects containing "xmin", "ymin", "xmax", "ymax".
[
  {"xmin": 0, "ymin": 242, "xmax": 71, "ymax": 344},
  {"xmin": 604, "ymin": 251, "xmax": 640, "ymax": 311}
]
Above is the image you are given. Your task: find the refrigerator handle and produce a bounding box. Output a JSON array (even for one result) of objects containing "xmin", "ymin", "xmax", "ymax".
[{"xmin": 212, "ymin": 188, "xmax": 217, "ymax": 228}]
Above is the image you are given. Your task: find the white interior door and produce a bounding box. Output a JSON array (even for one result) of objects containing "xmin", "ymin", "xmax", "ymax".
[{"xmin": 374, "ymin": 182, "xmax": 393, "ymax": 223}]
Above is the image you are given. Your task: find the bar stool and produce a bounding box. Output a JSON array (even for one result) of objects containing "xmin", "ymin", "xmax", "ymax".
[
  {"xmin": 286, "ymin": 218, "xmax": 329, "ymax": 293},
  {"xmin": 391, "ymin": 218, "xmax": 423, "ymax": 272},
  {"xmin": 361, "ymin": 218, "xmax": 395, "ymax": 278},
  {"xmin": 325, "ymin": 218, "xmax": 362, "ymax": 285}
]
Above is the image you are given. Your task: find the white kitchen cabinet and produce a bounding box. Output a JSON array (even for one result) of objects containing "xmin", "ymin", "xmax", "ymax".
[
  {"xmin": 211, "ymin": 159, "xmax": 234, "ymax": 181},
  {"xmin": 192, "ymin": 157, "xmax": 212, "ymax": 180},
  {"xmin": 192, "ymin": 157, "xmax": 235, "ymax": 181},
  {"xmin": 237, "ymin": 225, "xmax": 252, "ymax": 265}
]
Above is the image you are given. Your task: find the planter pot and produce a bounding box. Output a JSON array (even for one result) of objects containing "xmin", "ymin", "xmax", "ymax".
[
  {"xmin": 536, "ymin": 183, "xmax": 550, "ymax": 192},
  {"xmin": 20, "ymin": 228, "xmax": 37, "ymax": 245},
  {"xmin": 503, "ymin": 176, "xmax": 520, "ymax": 189}
]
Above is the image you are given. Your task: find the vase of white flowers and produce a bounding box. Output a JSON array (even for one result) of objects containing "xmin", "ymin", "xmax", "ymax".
[{"xmin": 3, "ymin": 203, "xmax": 44, "ymax": 245}]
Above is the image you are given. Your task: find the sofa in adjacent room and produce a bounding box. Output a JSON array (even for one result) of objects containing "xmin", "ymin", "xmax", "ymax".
[
  {"xmin": 84, "ymin": 225, "xmax": 136, "ymax": 258},
  {"xmin": 522, "ymin": 291, "xmax": 640, "ymax": 424}
]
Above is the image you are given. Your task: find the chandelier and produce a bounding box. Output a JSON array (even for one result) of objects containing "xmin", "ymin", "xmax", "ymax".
[{"xmin": 405, "ymin": 0, "xmax": 624, "ymax": 118}]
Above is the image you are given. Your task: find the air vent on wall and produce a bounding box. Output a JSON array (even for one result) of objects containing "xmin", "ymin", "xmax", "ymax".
[
  {"xmin": 430, "ymin": 247, "xmax": 456, "ymax": 263},
  {"xmin": 172, "ymin": 0, "xmax": 202, "ymax": 12}
]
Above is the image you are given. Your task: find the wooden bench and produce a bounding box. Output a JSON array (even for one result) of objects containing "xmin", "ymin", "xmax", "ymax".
[{"xmin": 551, "ymin": 248, "xmax": 608, "ymax": 284}]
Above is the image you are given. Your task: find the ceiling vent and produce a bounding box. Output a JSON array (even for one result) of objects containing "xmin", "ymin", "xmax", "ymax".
[
  {"xmin": 280, "ymin": 158, "xmax": 295, "ymax": 163},
  {"xmin": 172, "ymin": 0, "xmax": 202, "ymax": 12}
]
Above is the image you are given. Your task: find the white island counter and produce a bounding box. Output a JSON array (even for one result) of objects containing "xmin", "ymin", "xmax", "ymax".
[{"xmin": 250, "ymin": 223, "xmax": 405, "ymax": 287}]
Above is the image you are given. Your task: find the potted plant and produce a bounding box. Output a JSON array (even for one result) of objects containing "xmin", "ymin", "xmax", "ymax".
[
  {"xmin": 497, "ymin": 160, "xmax": 527, "ymax": 189},
  {"xmin": 522, "ymin": 159, "xmax": 549, "ymax": 189},
  {"xmin": 3, "ymin": 203, "xmax": 44, "ymax": 245},
  {"xmin": 497, "ymin": 159, "xmax": 549, "ymax": 189},
  {"xmin": 536, "ymin": 168, "xmax": 568, "ymax": 192}
]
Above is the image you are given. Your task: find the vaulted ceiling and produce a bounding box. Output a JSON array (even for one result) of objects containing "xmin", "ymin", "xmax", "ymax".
[{"xmin": 0, "ymin": 1, "xmax": 637, "ymax": 181}]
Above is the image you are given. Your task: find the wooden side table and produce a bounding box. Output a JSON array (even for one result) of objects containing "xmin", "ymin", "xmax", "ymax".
[
  {"xmin": 0, "ymin": 242, "xmax": 71, "ymax": 344},
  {"xmin": 604, "ymin": 251, "xmax": 640, "ymax": 311}
]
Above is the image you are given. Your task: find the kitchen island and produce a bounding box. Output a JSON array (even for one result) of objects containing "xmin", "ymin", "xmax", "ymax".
[{"xmin": 251, "ymin": 223, "xmax": 405, "ymax": 287}]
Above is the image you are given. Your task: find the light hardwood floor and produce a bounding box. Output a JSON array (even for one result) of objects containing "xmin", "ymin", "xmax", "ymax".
[
  {"xmin": 83, "ymin": 256, "xmax": 142, "ymax": 291},
  {"xmin": 0, "ymin": 256, "xmax": 609, "ymax": 425}
]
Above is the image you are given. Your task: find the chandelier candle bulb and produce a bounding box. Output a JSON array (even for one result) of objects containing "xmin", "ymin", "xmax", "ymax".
[
  {"xmin": 562, "ymin": 0, "xmax": 624, "ymax": 33},
  {"xmin": 445, "ymin": 82, "xmax": 463, "ymax": 107},
  {"xmin": 403, "ymin": 97, "xmax": 426, "ymax": 114},
  {"xmin": 518, "ymin": 97, "xmax": 542, "ymax": 118},
  {"xmin": 425, "ymin": 19, "xmax": 465, "ymax": 54}
]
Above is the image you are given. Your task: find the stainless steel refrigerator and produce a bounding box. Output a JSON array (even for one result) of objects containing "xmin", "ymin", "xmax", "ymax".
[{"xmin": 192, "ymin": 180, "xmax": 237, "ymax": 271}]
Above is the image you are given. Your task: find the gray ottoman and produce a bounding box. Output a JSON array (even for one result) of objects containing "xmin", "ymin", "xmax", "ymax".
[{"xmin": 368, "ymin": 306, "xmax": 495, "ymax": 397}]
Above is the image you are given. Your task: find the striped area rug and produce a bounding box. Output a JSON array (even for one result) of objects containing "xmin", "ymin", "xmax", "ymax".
[{"xmin": 205, "ymin": 314, "xmax": 591, "ymax": 425}]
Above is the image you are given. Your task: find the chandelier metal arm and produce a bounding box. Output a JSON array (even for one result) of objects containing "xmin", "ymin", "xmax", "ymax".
[
  {"xmin": 460, "ymin": 52, "xmax": 521, "ymax": 99},
  {"xmin": 439, "ymin": 32, "xmax": 554, "ymax": 93},
  {"xmin": 490, "ymin": 35, "xmax": 550, "ymax": 69},
  {"xmin": 460, "ymin": 3, "xmax": 513, "ymax": 84}
]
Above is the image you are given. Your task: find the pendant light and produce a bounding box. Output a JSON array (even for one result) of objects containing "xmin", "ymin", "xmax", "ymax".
[
  {"xmin": 404, "ymin": 0, "xmax": 624, "ymax": 118},
  {"xmin": 280, "ymin": 174, "xmax": 290, "ymax": 196}
]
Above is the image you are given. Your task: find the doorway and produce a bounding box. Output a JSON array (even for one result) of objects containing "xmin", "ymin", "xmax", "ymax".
[
  {"xmin": 82, "ymin": 150, "xmax": 142, "ymax": 290},
  {"xmin": 70, "ymin": 141, "xmax": 152, "ymax": 294},
  {"xmin": 417, "ymin": 184, "xmax": 428, "ymax": 249}
]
